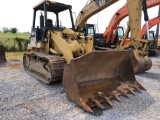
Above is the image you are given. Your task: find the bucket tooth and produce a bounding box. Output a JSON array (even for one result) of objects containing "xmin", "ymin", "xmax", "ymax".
[
  {"xmin": 81, "ymin": 104, "xmax": 93, "ymax": 113},
  {"xmin": 126, "ymin": 88, "xmax": 136, "ymax": 96},
  {"xmin": 112, "ymin": 92, "xmax": 122, "ymax": 102},
  {"xmin": 136, "ymin": 81, "xmax": 146, "ymax": 90},
  {"xmin": 98, "ymin": 92, "xmax": 114, "ymax": 107},
  {"xmin": 89, "ymin": 98, "xmax": 105, "ymax": 109},
  {"xmin": 131, "ymin": 85, "xmax": 142, "ymax": 93},
  {"xmin": 79, "ymin": 98, "xmax": 93, "ymax": 113},
  {"xmin": 119, "ymin": 89, "xmax": 129, "ymax": 98}
]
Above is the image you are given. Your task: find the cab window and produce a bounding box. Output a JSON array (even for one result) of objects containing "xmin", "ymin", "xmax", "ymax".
[
  {"xmin": 118, "ymin": 27, "xmax": 124, "ymax": 37},
  {"xmin": 87, "ymin": 27, "xmax": 94, "ymax": 36},
  {"xmin": 149, "ymin": 32, "xmax": 154, "ymax": 40}
]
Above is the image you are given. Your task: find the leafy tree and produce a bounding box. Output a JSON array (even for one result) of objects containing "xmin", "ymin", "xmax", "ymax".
[
  {"xmin": 10, "ymin": 27, "xmax": 18, "ymax": 34},
  {"xmin": 2, "ymin": 27, "xmax": 9, "ymax": 33}
]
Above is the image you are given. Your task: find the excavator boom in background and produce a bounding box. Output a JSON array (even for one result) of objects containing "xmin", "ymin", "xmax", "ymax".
[
  {"xmin": 75, "ymin": 0, "xmax": 118, "ymax": 32},
  {"xmin": 103, "ymin": 0, "xmax": 160, "ymax": 44},
  {"xmin": 141, "ymin": 16, "xmax": 160, "ymax": 38},
  {"xmin": 0, "ymin": 45, "xmax": 6, "ymax": 64},
  {"xmin": 140, "ymin": 16, "xmax": 160, "ymax": 56},
  {"xmin": 100, "ymin": 16, "xmax": 160, "ymax": 56},
  {"xmin": 23, "ymin": 0, "xmax": 146, "ymax": 114}
]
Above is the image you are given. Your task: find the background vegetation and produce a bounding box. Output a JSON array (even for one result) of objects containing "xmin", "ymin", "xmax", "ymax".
[
  {"xmin": 0, "ymin": 31, "xmax": 30, "ymax": 60},
  {"xmin": 0, "ymin": 32, "xmax": 29, "ymax": 52}
]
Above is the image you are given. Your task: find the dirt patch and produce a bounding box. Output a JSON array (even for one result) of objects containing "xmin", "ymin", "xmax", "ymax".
[
  {"xmin": 0, "ymin": 64, "xmax": 22, "ymax": 70},
  {"xmin": 8, "ymin": 64, "xmax": 23, "ymax": 69}
]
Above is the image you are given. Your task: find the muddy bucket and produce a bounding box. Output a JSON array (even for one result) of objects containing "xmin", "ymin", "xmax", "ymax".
[
  {"xmin": 130, "ymin": 50, "xmax": 152, "ymax": 74},
  {"xmin": 63, "ymin": 50, "xmax": 146, "ymax": 113},
  {"xmin": 0, "ymin": 45, "xmax": 6, "ymax": 64}
]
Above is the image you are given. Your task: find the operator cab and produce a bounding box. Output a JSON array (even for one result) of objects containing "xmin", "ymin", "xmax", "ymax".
[
  {"xmin": 31, "ymin": 0, "xmax": 75, "ymax": 43},
  {"xmin": 142, "ymin": 30, "xmax": 155, "ymax": 40},
  {"xmin": 149, "ymin": 31, "xmax": 155, "ymax": 40},
  {"xmin": 143, "ymin": 31, "xmax": 155, "ymax": 48},
  {"xmin": 83, "ymin": 24, "xmax": 107, "ymax": 46},
  {"xmin": 83, "ymin": 24, "xmax": 95, "ymax": 37},
  {"xmin": 149, "ymin": 31, "xmax": 155, "ymax": 48},
  {"xmin": 117, "ymin": 27, "xmax": 125, "ymax": 39},
  {"xmin": 83, "ymin": 24, "xmax": 126, "ymax": 47}
]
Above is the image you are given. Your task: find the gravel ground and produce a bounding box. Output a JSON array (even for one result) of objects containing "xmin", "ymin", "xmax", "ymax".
[{"xmin": 0, "ymin": 57, "xmax": 160, "ymax": 120}]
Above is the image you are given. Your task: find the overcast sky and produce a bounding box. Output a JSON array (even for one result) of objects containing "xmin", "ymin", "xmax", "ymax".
[{"xmin": 0, "ymin": 0, "xmax": 159, "ymax": 33}]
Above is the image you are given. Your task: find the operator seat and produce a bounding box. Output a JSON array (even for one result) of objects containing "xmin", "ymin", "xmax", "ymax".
[{"xmin": 47, "ymin": 19, "xmax": 54, "ymax": 29}]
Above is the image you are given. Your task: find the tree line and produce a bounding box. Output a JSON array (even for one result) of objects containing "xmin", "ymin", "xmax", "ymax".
[{"xmin": 1, "ymin": 27, "xmax": 18, "ymax": 33}]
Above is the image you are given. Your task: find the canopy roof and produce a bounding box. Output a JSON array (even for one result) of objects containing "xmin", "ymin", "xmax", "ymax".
[{"xmin": 33, "ymin": 0, "xmax": 72, "ymax": 13}]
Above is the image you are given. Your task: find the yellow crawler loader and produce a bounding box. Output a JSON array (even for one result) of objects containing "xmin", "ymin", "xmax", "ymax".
[{"xmin": 23, "ymin": 0, "xmax": 146, "ymax": 114}]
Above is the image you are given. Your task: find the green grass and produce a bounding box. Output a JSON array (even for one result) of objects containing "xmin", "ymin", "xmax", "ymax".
[
  {"xmin": 0, "ymin": 32, "xmax": 30, "ymax": 39},
  {"xmin": 0, "ymin": 32, "xmax": 30, "ymax": 52}
]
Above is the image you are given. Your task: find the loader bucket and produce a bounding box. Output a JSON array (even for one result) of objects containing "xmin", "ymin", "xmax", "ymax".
[
  {"xmin": 0, "ymin": 45, "xmax": 6, "ymax": 64},
  {"xmin": 63, "ymin": 50, "xmax": 146, "ymax": 114}
]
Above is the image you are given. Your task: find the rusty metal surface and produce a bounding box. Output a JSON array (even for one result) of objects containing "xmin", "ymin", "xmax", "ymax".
[
  {"xmin": 63, "ymin": 50, "xmax": 146, "ymax": 114},
  {"xmin": 0, "ymin": 45, "xmax": 6, "ymax": 64},
  {"xmin": 129, "ymin": 50, "xmax": 152, "ymax": 74},
  {"xmin": 23, "ymin": 52, "xmax": 65, "ymax": 84}
]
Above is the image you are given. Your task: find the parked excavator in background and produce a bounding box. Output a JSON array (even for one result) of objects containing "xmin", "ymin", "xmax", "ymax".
[
  {"xmin": 103, "ymin": 0, "xmax": 160, "ymax": 44},
  {"xmin": 113, "ymin": 7, "xmax": 160, "ymax": 57},
  {"xmin": 0, "ymin": 45, "xmax": 6, "ymax": 64},
  {"xmin": 97, "ymin": 15, "xmax": 160, "ymax": 56},
  {"xmin": 146, "ymin": 31, "xmax": 160, "ymax": 56},
  {"xmin": 102, "ymin": 0, "xmax": 160, "ymax": 50},
  {"xmin": 141, "ymin": 16, "xmax": 160, "ymax": 38},
  {"xmin": 93, "ymin": 15, "xmax": 160, "ymax": 56},
  {"xmin": 23, "ymin": 0, "xmax": 146, "ymax": 114},
  {"xmin": 114, "ymin": 28, "xmax": 160, "ymax": 56},
  {"xmin": 82, "ymin": 23, "xmax": 124, "ymax": 47},
  {"xmin": 140, "ymin": 16, "xmax": 160, "ymax": 56}
]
